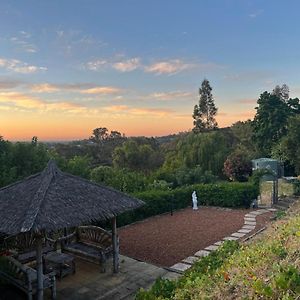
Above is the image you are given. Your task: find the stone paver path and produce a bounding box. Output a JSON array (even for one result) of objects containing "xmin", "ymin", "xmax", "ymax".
[{"xmin": 170, "ymin": 208, "xmax": 276, "ymax": 273}]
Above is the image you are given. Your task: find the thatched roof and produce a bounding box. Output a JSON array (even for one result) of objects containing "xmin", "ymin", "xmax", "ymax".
[{"xmin": 0, "ymin": 160, "xmax": 144, "ymax": 235}]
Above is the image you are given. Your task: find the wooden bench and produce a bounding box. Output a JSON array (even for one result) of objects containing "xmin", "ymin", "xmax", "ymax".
[
  {"xmin": 4, "ymin": 232, "xmax": 53, "ymax": 264},
  {"xmin": 62, "ymin": 226, "xmax": 115, "ymax": 272},
  {"xmin": 0, "ymin": 256, "xmax": 56, "ymax": 300}
]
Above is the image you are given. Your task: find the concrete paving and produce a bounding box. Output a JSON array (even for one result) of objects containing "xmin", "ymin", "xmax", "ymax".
[{"xmin": 45, "ymin": 255, "xmax": 175, "ymax": 300}]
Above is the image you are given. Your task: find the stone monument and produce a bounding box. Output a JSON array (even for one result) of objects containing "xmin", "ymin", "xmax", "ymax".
[{"xmin": 192, "ymin": 191, "xmax": 198, "ymax": 210}]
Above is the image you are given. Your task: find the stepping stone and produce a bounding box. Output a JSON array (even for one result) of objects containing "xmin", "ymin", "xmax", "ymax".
[
  {"xmin": 245, "ymin": 213, "xmax": 255, "ymax": 218},
  {"xmin": 249, "ymin": 211, "xmax": 263, "ymax": 215},
  {"xmin": 242, "ymin": 225, "xmax": 256, "ymax": 230},
  {"xmin": 205, "ymin": 245, "xmax": 219, "ymax": 251},
  {"xmin": 244, "ymin": 217, "xmax": 256, "ymax": 222},
  {"xmin": 194, "ymin": 250, "xmax": 210, "ymax": 257},
  {"xmin": 244, "ymin": 221, "xmax": 256, "ymax": 226},
  {"xmin": 268, "ymin": 208, "xmax": 278, "ymax": 212},
  {"xmin": 238, "ymin": 229, "xmax": 252, "ymax": 234},
  {"xmin": 170, "ymin": 263, "xmax": 191, "ymax": 272},
  {"xmin": 258, "ymin": 209, "xmax": 270, "ymax": 213},
  {"xmin": 182, "ymin": 256, "xmax": 199, "ymax": 265},
  {"xmin": 223, "ymin": 236, "xmax": 239, "ymax": 241},
  {"xmin": 231, "ymin": 232, "xmax": 246, "ymax": 238},
  {"xmin": 214, "ymin": 241, "xmax": 224, "ymax": 246}
]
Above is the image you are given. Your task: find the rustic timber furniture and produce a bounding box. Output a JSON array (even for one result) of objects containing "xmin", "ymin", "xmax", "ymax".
[
  {"xmin": 61, "ymin": 225, "xmax": 115, "ymax": 272},
  {"xmin": 4, "ymin": 233, "xmax": 53, "ymax": 264},
  {"xmin": 44, "ymin": 252, "xmax": 75, "ymax": 279},
  {"xmin": 0, "ymin": 256, "xmax": 56, "ymax": 300}
]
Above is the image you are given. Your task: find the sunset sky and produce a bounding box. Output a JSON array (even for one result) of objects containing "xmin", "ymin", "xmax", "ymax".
[{"xmin": 1, "ymin": 1, "xmax": 300, "ymax": 141}]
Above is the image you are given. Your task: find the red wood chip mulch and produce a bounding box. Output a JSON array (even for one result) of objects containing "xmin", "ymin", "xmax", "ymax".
[{"xmin": 119, "ymin": 207, "xmax": 272, "ymax": 267}]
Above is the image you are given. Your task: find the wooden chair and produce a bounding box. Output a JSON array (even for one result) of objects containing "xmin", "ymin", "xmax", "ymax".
[{"xmin": 0, "ymin": 256, "xmax": 56, "ymax": 300}]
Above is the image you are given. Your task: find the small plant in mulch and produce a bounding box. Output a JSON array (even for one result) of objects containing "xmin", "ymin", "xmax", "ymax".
[{"xmin": 274, "ymin": 210, "xmax": 286, "ymax": 220}]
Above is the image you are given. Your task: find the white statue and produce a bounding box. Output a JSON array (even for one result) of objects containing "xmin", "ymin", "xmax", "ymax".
[{"xmin": 192, "ymin": 191, "xmax": 198, "ymax": 210}]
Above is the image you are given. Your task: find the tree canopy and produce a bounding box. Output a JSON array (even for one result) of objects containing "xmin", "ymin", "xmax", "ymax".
[
  {"xmin": 193, "ymin": 79, "xmax": 218, "ymax": 132},
  {"xmin": 252, "ymin": 92, "xmax": 292, "ymax": 155}
]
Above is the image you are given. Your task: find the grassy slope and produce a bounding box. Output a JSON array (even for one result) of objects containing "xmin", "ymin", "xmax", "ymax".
[{"xmin": 137, "ymin": 199, "xmax": 300, "ymax": 300}]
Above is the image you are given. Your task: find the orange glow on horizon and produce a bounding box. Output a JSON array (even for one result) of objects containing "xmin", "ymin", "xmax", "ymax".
[{"xmin": 1, "ymin": 108, "xmax": 255, "ymax": 141}]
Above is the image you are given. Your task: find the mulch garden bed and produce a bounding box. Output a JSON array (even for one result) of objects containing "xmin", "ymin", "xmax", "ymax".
[{"xmin": 119, "ymin": 207, "xmax": 273, "ymax": 267}]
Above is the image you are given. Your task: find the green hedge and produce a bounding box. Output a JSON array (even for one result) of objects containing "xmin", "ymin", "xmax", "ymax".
[{"xmin": 117, "ymin": 182, "xmax": 258, "ymax": 227}]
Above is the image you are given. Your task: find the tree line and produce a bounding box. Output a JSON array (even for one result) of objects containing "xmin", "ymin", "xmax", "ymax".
[{"xmin": 0, "ymin": 81, "xmax": 299, "ymax": 192}]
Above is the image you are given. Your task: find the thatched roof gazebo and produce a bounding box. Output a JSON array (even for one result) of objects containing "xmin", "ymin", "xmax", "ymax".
[{"xmin": 0, "ymin": 160, "xmax": 144, "ymax": 300}]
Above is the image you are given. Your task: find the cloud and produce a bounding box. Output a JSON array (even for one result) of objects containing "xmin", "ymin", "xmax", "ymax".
[
  {"xmin": 85, "ymin": 60, "xmax": 107, "ymax": 71},
  {"xmin": 45, "ymin": 102, "xmax": 87, "ymax": 113},
  {"xmin": 104, "ymin": 105, "xmax": 174, "ymax": 117},
  {"xmin": 10, "ymin": 31, "xmax": 38, "ymax": 53},
  {"xmin": 0, "ymin": 58, "xmax": 47, "ymax": 74},
  {"xmin": 0, "ymin": 77, "xmax": 24, "ymax": 89},
  {"xmin": 0, "ymin": 92, "xmax": 86, "ymax": 113},
  {"xmin": 149, "ymin": 91, "xmax": 193, "ymax": 100},
  {"xmin": 130, "ymin": 107, "xmax": 173, "ymax": 116},
  {"xmin": 55, "ymin": 30, "xmax": 107, "ymax": 57},
  {"xmin": 85, "ymin": 57, "xmax": 141, "ymax": 72},
  {"xmin": 80, "ymin": 86, "xmax": 121, "ymax": 95},
  {"xmin": 28, "ymin": 82, "xmax": 121, "ymax": 95},
  {"xmin": 0, "ymin": 92, "xmax": 46, "ymax": 109},
  {"xmin": 30, "ymin": 83, "xmax": 59, "ymax": 93},
  {"xmin": 104, "ymin": 105, "xmax": 129, "ymax": 112},
  {"xmin": 112, "ymin": 58, "xmax": 141, "ymax": 72},
  {"xmin": 144, "ymin": 59, "xmax": 195, "ymax": 75},
  {"xmin": 249, "ymin": 9, "xmax": 264, "ymax": 18},
  {"xmin": 84, "ymin": 56, "xmax": 219, "ymax": 75}
]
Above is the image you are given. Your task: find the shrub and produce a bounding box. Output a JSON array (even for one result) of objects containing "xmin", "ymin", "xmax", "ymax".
[
  {"xmin": 249, "ymin": 168, "xmax": 274, "ymax": 193},
  {"xmin": 153, "ymin": 166, "xmax": 217, "ymax": 188},
  {"xmin": 223, "ymin": 151, "xmax": 252, "ymax": 182},
  {"xmin": 292, "ymin": 179, "xmax": 300, "ymax": 195},
  {"xmin": 91, "ymin": 166, "xmax": 147, "ymax": 193}
]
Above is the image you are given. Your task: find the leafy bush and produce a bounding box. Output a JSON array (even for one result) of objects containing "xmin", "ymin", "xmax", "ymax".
[
  {"xmin": 65, "ymin": 155, "xmax": 91, "ymax": 179},
  {"xmin": 292, "ymin": 179, "xmax": 300, "ymax": 195},
  {"xmin": 223, "ymin": 151, "xmax": 252, "ymax": 182},
  {"xmin": 0, "ymin": 138, "xmax": 50, "ymax": 187},
  {"xmin": 117, "ymin": 182, "xmax": 257, "ymax": 226},
  {"xmin": 91, "ymin": 166, "xmax": 148, "ymax": 193},
  {"xmin": 154, "ymin": 166, "xmax": 217, "ymax": 187}
]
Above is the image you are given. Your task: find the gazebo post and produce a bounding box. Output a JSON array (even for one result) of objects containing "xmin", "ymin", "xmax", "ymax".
[
  {"xmin": 111, "ymin": 216, "xmax": 119, "ymax": 273},
  {"xmin": 36, "ymin": 234, "xmax": 44, "ymax": 300}
]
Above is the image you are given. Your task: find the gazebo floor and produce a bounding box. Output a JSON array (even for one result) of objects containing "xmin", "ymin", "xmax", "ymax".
[{"xmin": 44, "ymin": 255, "xmax": 178, "ymax": 300}]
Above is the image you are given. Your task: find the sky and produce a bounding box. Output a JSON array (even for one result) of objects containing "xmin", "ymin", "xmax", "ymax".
[{"xmin": 1, "ymin": 0, "xmax": 300, "ymax": 141}]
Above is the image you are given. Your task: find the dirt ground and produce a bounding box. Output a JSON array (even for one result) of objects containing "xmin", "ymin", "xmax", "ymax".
[{"xmin": 119, "ymin": 207, "xmax": 273, "ymax": 267}]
